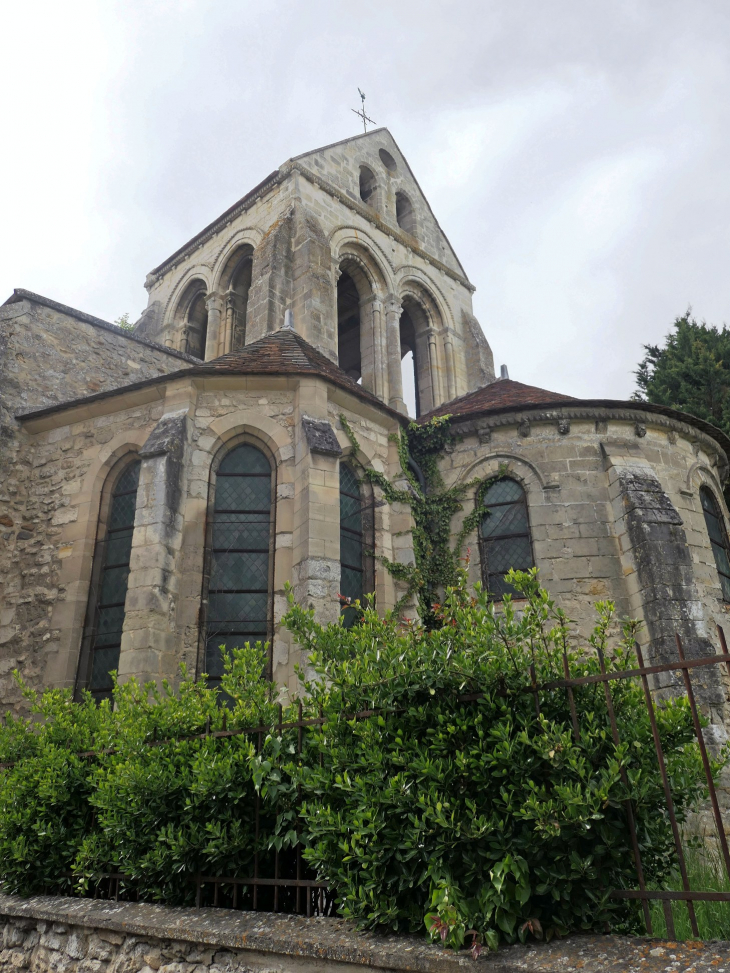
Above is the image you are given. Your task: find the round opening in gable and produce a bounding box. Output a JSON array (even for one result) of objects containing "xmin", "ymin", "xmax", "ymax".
[{"xmin": 379, "ymin": 148, "xmax": 397, "ymax": 172}]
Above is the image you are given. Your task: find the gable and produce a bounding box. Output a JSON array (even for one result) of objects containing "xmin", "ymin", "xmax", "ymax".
[{"xmin": 290, "ymin": 128, "xmax": 467, "ymax": 278}]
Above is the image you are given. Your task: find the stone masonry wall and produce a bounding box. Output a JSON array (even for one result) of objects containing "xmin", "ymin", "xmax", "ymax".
[
  {"xmin": 6, "ymin": 372, "xmax": 403, "ymax": 705},
  {"xmin": 0, "ymin": 294, "xmax": 190, "ymax": 709},
  {"xmin": 0, "ymin": 894, "xmax": 729, "ymax": 973},
  {"xmin": 1, "ymin": 397, "xmax": 166, "ymax": 709},
  {"xmin": 142, "ymin": 130, "xmax": 492, "ymax": 408}
]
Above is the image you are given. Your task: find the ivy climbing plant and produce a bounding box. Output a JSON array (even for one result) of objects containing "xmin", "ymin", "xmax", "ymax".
[{"xmin": 339, "ymin": 413, "xmax": 506, "ymax": 626}]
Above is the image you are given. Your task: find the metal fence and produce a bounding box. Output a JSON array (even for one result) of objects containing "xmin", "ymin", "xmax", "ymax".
[
  {"xmin": 13, "ymin": 629, "xmax": 730, "ymax": 933},
  {"xmin": 546, "ymin": 627, "xmax": 730, "ymax": 939}
]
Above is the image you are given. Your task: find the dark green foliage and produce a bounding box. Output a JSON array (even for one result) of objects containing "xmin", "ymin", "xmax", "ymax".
[
  {"xmin": 0, "ymin": 576, "xmax": 721, "ymax": 952},
  {"xmin": 75, "ymin": 650, "xmax": 296, "ymax": 904},
  {"xmin": 284, "ymin": 569, "xmax": 718, "ymax": 952},
  {"xmin": 0, "ymin": 646, "xmax": 295, "ymax": 903},
  {"xmin": 634, "ymin": 312, "xmax": 730, "ymax": 507},
  {"xmin": 635, "ymin": 313, "xmax": 730, "ymax": 434},
  {"xmin": 0, "ymin": 686, "xmax": 107, "ymax": 896}
]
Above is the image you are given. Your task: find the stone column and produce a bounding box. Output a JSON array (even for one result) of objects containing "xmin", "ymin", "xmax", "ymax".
[
  {"xmin": 291, "ymin": 379, "xmax": 342, "ymax": 636},
  {"xmin": 204, "ymin": 294, "xmax": 223, "ymax": 362},
  {"xmin": 359, "ymin": 296, "xmax": 377, "ymax": 395},
  {"xmin": 427, "ymin": 328, "xmax": 443, "ymax": 408},
  {"xmin": 602, "ymin": 441, "xmax": 725, "ymax": 716},
  {"xmin": 443, "ymin": 330, "xmax": 456, "ymax": 403},
  {"xmin": 372, "ymin": 298, "xmax": 386, "ymax": 401},
  {"xmin": 385, "ymin": 298, "xmax": 406, "ymax": 414},
  {"xmin": 218, "ymin": 292, "xmax": 236, "ymax": 357}
]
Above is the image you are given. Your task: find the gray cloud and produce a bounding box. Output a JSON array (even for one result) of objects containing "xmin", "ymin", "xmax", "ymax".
[{"xmin": 3, "ymin": 0, "xmax": 730, "ymax": 399}]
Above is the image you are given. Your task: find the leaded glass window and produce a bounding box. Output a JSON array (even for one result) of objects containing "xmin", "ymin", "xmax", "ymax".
[
  {"xmin": 700, "ymin": 486, "xmax": 730, "ymax": 601},
  {"xmin": 479, "ymin": 477, "xmax": 534, "ymax": 600},
  {"xmin": 205, "ymin": 444, "xmax": 273, "ymax": 684},
  {"xmin": 340, "ymin": 463, "xmax": 365, "ymax": 627},
  {"xmin": 81, "ymin": 459, "xmax": 141, "ymax": 701}
]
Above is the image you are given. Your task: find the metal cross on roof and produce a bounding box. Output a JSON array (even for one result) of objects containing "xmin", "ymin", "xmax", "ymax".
[{"xmin": 351, "ymin": 88, "xmax": 376, "ymax": 133}]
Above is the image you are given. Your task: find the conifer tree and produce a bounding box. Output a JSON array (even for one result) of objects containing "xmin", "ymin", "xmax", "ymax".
[{"xmin": 634, "ymin": 312, "xmax": 730, "ymax": 434}]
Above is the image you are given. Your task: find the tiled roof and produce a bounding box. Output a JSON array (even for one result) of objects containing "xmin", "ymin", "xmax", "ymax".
[
  {"xmin": 420, "ymin": 379, "xmax": 576, "ymax": 421},
  {"xmin": 194, "ymin": 329, "xmax": 397, "ymax": 411},
  {"xmin": 418, "ymin": 377, "xmax": 730, "ymax": 458}
]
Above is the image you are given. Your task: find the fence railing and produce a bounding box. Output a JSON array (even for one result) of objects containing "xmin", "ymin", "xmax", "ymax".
[{"xmin": 5, "ymin": 629, "xmax": 730, "ymax": 934}]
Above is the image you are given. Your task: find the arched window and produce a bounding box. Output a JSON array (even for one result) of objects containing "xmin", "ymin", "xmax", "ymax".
[
  {"xmin": 479, "ymin": 477, "xmax": 534, "ymax": 600},
  {"xmin": 186, "ymin": 291, "xmax": 209, "ymax": 360},
  {"xmin": 359, "ymin": 165, "xmax": 377, "ymax": 207},
  {"xmin": 220, "ymin": 244, "xmax": 254, "ymax": 354},
  {"xmin": 700, "ymin": 486, "xmax": 730, "ymax": 600},
  {"xmin": 339, "ymin": 463, "xmax": 374, "ymax": 626},
  {"xmin": 337, "ymin": 270, "xmax": 362, "ymax": 381},
  {"xmin": 396, "ymin": 192, "xmax": 417, "ymax": 237},
  {"xmin": 203, "ymin": 443, "xmax": 274, "ymax": 685},
  {"xmin": 399, "ymin": 305, "xmax": 421, "ymax": 417},
  {"xmin": 77, "ymin": 459, "xmax": 141, "ymax": 701}
]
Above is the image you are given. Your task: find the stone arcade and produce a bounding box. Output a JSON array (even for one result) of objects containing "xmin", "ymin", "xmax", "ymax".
[{"xmin": 1, "ymin": 128, "xmax": 730, "ymax": 728}]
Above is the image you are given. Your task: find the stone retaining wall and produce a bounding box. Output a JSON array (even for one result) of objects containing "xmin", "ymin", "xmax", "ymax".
[{"xmin": 0, "ymin": 895, "xmax": 729, "ymax": 973}]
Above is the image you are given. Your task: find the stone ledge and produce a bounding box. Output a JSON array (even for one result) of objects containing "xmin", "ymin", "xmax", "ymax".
[{"xmin": 1, "ymin": 895, "xmax": 730, "ymax": 972}]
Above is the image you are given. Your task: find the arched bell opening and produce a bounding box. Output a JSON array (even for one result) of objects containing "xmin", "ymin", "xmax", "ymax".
[
  {"xmin": 398, "ymin": 295, "xmax": 435, "ymax": 416},
  {"xmin": 219, "ymin": 245, "xmax": 254, "ymax": 355},
  {"xmin": 396, "ymin": 191, "xmax": 417, "ymax": 238},
  {"xmin": 399, "ymin": 306, "xmax": 420, "ymax": 418},
  {"xmin": 174, "ymin": 280, "xmax": 209, "ymax": 359},
  {"xmin": 359, "ymin": 165, "xmax": 378, "ymax": 209},
  {"xmin": 337, "ymin": 270, "xmax": 362, "ymax": 382},
  {"xmin": 336, "ymin": 248, "xmax": 388, "ymax": 397}
]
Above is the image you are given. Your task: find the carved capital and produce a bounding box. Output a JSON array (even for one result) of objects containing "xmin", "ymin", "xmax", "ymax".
[{"xmin": 384, "ymin": 295, "xmax": 402, "ymax": 318}]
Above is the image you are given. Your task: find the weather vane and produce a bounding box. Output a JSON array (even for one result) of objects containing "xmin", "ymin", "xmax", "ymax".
[{"xmin": 352, "ymin": 88, "xmax": 376, "ymax": 133}]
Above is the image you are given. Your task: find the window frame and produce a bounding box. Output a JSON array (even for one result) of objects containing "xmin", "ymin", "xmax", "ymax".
[
  {"xmin": 477, "ymin": 476, "xmax": 535, "ymax": 601},
  {"xmin": 197, "ymin": 435, "xmax": 277, "ymax": 683},
  {"xmin": 699, "ymin": 485, "xmax": 730, "ymax": 602},
  {"xmin": 75, "ymin": 455, "xmax": 141, "ymax": 701}
]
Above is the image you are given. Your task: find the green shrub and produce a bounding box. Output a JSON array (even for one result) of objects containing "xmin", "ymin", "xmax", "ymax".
[
  {"xmin": 284, "ymin": 568, "xmax": 717, "ymax": 953},
  {"xmin": 0, "ymin": 685, "xmax": 106, "ymax": 896},
  {"xmin": 76, "ymin": 647, "xmax": 296, "ymax": 904},
  {"xmin": 0, "ymin": 571, "xmax": 721, "ymax": 953}
]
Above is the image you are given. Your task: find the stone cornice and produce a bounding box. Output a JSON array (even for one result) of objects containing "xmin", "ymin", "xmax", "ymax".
[{"xmin": 454, "ymin": 403, "xmax": 730, "ymax": 480}]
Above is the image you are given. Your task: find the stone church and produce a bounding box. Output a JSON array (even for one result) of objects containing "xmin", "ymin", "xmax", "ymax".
[{"xmin": 1, "ymin": 128, "xmax": 729, "ymax": 723}]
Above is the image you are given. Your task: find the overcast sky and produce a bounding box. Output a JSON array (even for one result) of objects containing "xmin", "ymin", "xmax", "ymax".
[{"xmin": 2, "ymin": 0, "xmax": 730, "ymax": 400}]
